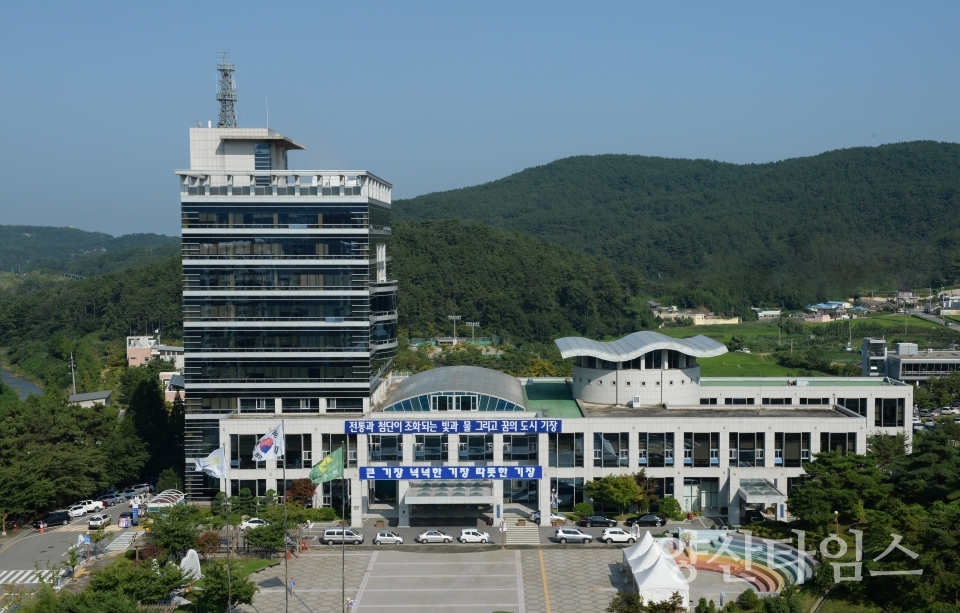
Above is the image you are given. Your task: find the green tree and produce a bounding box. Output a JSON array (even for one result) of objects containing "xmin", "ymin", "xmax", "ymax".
[
  {"xmin": 156, "ymin": 468, "xmax": 182, "ymax": 492},
  {"xmin": 787, "ymin": 451, "xmax": 890, "ymax": 529},
  {"xmin": 586, "ymin": 475, "xmax": 643, "ymax": 515},
  {"xmin": 12, "ymin": 584, "xmax": 140, "ymax": 613},
  {"xmin": 88, "ymin": 559, "xmax": 188, "ymax": 604},
  {"xmin": 147, "ymin": 504, "xmax": 203, "ymax": 559},
  {"xmin": 195, "ymin": 559, "xmax": 258, "ymax": 611},
  {"xmin": 127, "ymin": 378, "xmax": 168, "ymax": 478},
  {"xmin": 244, "ymin": 521, "xmax": 287, "ymax": 552},
  {"xmin": 657, "ymin": 497, "xmax": 684, "ymax": 521}
]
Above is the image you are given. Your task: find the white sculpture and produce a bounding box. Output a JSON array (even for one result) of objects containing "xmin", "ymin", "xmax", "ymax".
[{"xmin": 180, "ymin": 548, "xmax": 202, "ymax": 580}]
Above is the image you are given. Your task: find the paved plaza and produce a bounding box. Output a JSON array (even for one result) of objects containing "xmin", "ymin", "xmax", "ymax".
[{"xmin": 235, "ymin": 546, "xmax": 751, "ymax": 613}]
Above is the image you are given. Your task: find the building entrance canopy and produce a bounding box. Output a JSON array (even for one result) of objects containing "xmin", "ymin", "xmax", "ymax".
[
  {"xmin": 346, "ymin": 419, "xmax": 561, "ymax": 434},
  {"xmin": 405, "ymin": 480, "xmax": 496, "ymax": 505},
  {"xmin": 361, "ymin": 466, "xmax": 542, "ymax": 480},
  {"xmin": 737, "ymin": 478, "xmax": 786, "ymax": 505}
]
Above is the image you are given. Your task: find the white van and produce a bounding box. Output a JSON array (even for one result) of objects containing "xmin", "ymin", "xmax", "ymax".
[{"xmin": 322, "ymin": 528, "xmax": 364, "ymax": 545}]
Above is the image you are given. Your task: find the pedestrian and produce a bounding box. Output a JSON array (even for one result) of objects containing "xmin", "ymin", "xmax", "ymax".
[{"xmin": 288, "ymin": 578, "xmax": 295, "ymax": 595}]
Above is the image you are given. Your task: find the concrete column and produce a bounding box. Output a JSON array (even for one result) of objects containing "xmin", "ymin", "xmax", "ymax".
[
  {"xmin": 397, "ymin": 480, "xmax": 410, "ymax": 527},
  {"xmin": 727, "ymin": 471, "xmax": 741, "ymax": 527},
  {"xmin": 350, "ymin": 475, "xmax": 362, "ymax": 528}
]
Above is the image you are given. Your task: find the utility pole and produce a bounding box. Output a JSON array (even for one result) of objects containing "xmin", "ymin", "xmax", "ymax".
[
  {"xmin": 447, "ymin": 315, "xmax": 461, "ymax": 344},
  {"xmin": 466, "ymin": 322, "xmax": 480, "ymax": 344},
  {"xmin": 70, "ymin": 352, "xmax": 76, "ymax": 396}
]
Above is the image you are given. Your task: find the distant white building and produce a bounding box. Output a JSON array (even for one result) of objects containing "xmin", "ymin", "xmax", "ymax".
[{"xmin": 126, "ymin": 336, "xmax": 184, "ymax": 370}]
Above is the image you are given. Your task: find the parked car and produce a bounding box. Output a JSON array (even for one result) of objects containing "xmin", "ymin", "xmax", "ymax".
[
  {"xmin": 531, "ymin": 511, "xmax": 567, "ymax": 525},
  {"xmin": 415, "ymin": 530, "xmax": 453, "ymax": 543},
  {"xmin": 33, "ymin": 510, "xmax": 71, "ymax": 529},
  {"xmin": 373, "ymin": 531, "xmax": 404, "ymax": 545},
  {"xmin": 744, "ymin": 509, "xmax": 765, "ymax": 524},
  {"xmin": 88, "ymin": 514, "xmax": 111, "ymax": 529},
  {"xmin": 118, "ymin": 511, "xmax": 138, "ymax": 527},
  {"xmin": 131, "ymin": 483, "xmax": 154, "ymax": 494},
  {"xmin": 99, "ymin": 493, "xmax": 121, "ymax": 507},
  {"xmin": 925, "ymin": 418, "xmax": 936, "ymax": 427},
  {"xmin": 67, "ymin": 505, "xmax": 87, "ymax": 518},
  {"xmin": 240, "ymin": 518, "xmax": 269, "ymax": 531},
  {"xmin": 577, "ymin": 515, "xmax": 617, "ymax": 528},
  {"xmin": 119, "ymin": 488, "xmax": 137, "ymax": 500},
  {"xmin": 322, "ymin": 528, "xmax": 364, "ymax": 545},
  {"xmin": 624, "ymin": 515, "xmax": 665, "ymax": 528},
  {"xmin": 600, "ymin": 528, "xmax": 636, "ymax": 544},
  {"xmin": 75, "ymin": 500, "xmax": 104, "ymax": 513},
  {"xmin": 458, "ymin": 529, "xmax": 490, "ymax": 543},
  {"xmin": 555, "ymin": 527, "xmax": 593, "ymax": 544}
]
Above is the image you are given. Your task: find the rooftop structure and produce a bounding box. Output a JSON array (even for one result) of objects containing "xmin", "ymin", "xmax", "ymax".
[
  {"xmin": 555, "ymin": 331, "xmax": 727, "ymax": 361},
  {"xmin": 381, "ymin": 366, "xmax": 525, "ymax": 412},
  {"xmin": 68, "ymin": 390, "xmax": 112, "ymax": 407}
]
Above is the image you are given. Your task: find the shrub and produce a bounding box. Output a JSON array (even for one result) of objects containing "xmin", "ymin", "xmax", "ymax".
[
  {"xmin": 658, "ymin": 496, "xmax": 684, "ymax": 520},
  {"xmin": 737, "ymin": 589, "xmax": 761, "ymax": 610},
  {"xmin": 573, "ymin": 502, "xmax": 594, "ymax": 517},
  {"xmin": 305, "ymin": 507, "xmax": 339, "ymax": 521}
]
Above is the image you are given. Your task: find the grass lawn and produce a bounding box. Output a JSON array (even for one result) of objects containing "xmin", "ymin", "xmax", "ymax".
[{"xmin": 697, "ymin": 352, "xmax": 797, "ymax": 377}]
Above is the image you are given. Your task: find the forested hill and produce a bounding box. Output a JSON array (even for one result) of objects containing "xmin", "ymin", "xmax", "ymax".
[
  {"xmin": 0, "ymin": 225, "xmax": 178, "ymax": 271},
  {"xmin": 395, "ymin": 141, "xmax": 960, "ymax": 308}
]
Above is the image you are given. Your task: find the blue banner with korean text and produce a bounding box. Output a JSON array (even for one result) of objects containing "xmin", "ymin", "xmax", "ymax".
[
  {"xmin": 345, "ymin": 419, "xmax": 561, "ymax": 435},
  {"xmin": 359, "ymin": 465, "xmax": 543, "ymax": 480}
]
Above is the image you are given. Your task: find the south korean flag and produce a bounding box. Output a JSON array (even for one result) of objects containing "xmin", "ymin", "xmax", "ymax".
[{"xmin": 252, "ymin": 423, "xmax": 284, "ymax": 461}]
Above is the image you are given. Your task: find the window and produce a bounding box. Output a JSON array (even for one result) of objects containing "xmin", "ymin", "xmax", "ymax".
[
  {"xmin": 820, "ymin": 432, "xmax": 857, "ymax": 455},
  {"xmin": 639, "ymin": 432, "xmax": 674, "ymax": 467},
  {"xmin": 284, "ymin": 433, "xmax": 312, "ymax": 469},
  {"xmin": 700, "ymin": 398, "xmax": 718, "ymax": 405},
  {"xmin": 774, "ymin": 432, "xmax": 811, "ymax": 467},
  {"xmin": 368, "ymin": 435, "xmax": 402, "ymax": 461},
  {"xmin": 504, "ymin": 480, "xmax": 538, "ymax": 504},
  {"xmin": 550, "ymin": 477, "xmax": 584, "ymax": 513},
  {"xmin": 230, "ymin": 434, "xmax": 265, "ymax": 470},
  {"xmin": 548, "ymin": 433, "xmax": 584, "ymax": 467},
  {"xmin": 683, "ymin": 432, "xmax": 720, "ymax": 467},
  {"xmin": 837, "ymin": 398, "xmax": 867, "ymax": 418},
  {"xmin": 729, "ymin": 432, "xmax": 765, "ymax": 467},
  {"xmin": 644, "ymin": 351, "xmax": 662, "ymax": 370},
  {"xmin": 724, "ymin": 398, "xmax": 755, "ymax": 405},
  {"xmin": 503, "ymin": 435, "xmax": 538, "ymax": 462},
  {"xmin": 667, "ymin": 350, "xmax": 680, "ymax": 369},
  {"xmin": 798, "ymin": 398, "xmax": 830, "ymax": 405},
  {"xmin": 253, "ymin": 143, "xmax": 271, "ymax": 186},
  {"xmin": 414, "ymin": 434, "xmax": 447, "ymax": 461},
  {"xmin": 594, "ymin": 433, "xmax": 629, "ymax": 467},
  {"xmin": 319, "ymin": 434, "xmax": 357, "ymax": 467},
  {"xmin": 239, "ymin": 398, "xmax": 273, "ymax": 414},
  {"xmin": 874, "ymin": 398, "xmax": 905, "ymax": 427},
  {"xmin": 761, "ymin": 398, "xmax": 792, "ymax": 405},
  {"xmin": 230, "ymin": 479, "xmax": 267, "ymax": 497},
  {"xmin": 459, "ymin": 434, "xmax": 493, "ymax": 461},
  {"xmin": 281, "ymin": 398, "xmax": 319, "ymax": 414}
]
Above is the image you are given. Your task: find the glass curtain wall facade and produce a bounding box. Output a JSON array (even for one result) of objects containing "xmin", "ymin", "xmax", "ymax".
[{"xmin": 180, "ymin": 131, "xmax": 396, "ymax": 501}]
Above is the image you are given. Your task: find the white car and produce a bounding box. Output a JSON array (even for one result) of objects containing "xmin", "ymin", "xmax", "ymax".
[
  {"xmin": 88, "ymin": 514, "xmax": 111, "ymax": 529},
  {"xmin": 373, "ymin": 531, "xmax": 404, "ymax": 545},
  {"xmin": 240, "ymin": 518, "xmax": 269, "ymax": 530},
  {"xmin": 415, "ymin": 530, "xmax": 452, "ymax": 543},
  {"xmin": 458, "ymin": 529, "xmax": 490, "ymax": 543},
  {"xmin": 67, "ymin": 505, "xmax": 87, "ymax": 518},
  {"xmin": 600, "ymin": 528, "xmax": 636, "ymax": 544},
  {"xmin": 531, "ymin": 511, "xmax": 566, "ymax": 525},
  {"xmin": 75, "ymin": 499, "xmax": 104, "ymax": 513}
]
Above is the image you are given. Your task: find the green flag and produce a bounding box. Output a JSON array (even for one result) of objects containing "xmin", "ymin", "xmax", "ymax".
[{"xmin": 309, "ymin": 447, "xmax": 344, "ymax": 484}]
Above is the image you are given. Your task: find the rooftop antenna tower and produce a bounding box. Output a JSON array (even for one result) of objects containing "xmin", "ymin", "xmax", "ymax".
[{"xmin": 216, "ymin": 53, "xmax": 237, "ymax": 128}]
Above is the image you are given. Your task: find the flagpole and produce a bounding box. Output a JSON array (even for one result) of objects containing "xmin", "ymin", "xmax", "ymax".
[
  {"xmin": 342, "ymin": 474, "xmax": 346, "ymax": 612},
  {"xmin": 223, "ymin": 443, "xmax": 232, "ymax": 613},
  {"xmin": 283, "ymin": 420, "xmax": 289, "ymax": 613}
]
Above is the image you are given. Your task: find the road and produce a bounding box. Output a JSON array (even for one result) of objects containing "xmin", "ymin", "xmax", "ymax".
[{"xmin": 0, "ymin": 501, "xmax": 140, "ymax": 591}]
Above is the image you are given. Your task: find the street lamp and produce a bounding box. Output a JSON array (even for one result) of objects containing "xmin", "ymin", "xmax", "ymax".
[
  {"xmin": 834, "ymin": 510, "xmax": 839, "ymax": 536},
  {"xmin": 465, "ymin": 322, "xmax": 479, "ymax": 344},
  {"xmin": 447, "ymin": 315, "xmax": 461, "ymax": 344}
]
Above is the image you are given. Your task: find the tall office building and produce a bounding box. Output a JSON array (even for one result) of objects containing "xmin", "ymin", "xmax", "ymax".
[{"xmin": 178, "ymin": 64, "xmax": 397, "ymax": 500}]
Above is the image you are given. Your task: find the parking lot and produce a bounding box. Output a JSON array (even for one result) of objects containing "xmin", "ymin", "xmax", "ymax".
[{"xmin": 236, "ymin": 542, "xmax": 748, "ymax": 613}]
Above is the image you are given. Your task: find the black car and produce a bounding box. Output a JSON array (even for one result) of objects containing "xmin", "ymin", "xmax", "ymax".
[
  {"xmin": 624, "ymin": 514, "xmax": 665, "ymax": 528},
  {"xmin": 33, "ymin": 510, "xmax": 71, "ymax": 529},
  {"xmin": 744, "ymin": 509, "xmax": 765, "ymax": 524},
  {"xmin": 577, "ymin": 515, "xmax": 617, "ymax": 528}
]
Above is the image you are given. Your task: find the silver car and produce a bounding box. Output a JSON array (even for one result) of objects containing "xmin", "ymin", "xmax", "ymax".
[
  {"xmin": 555, "ymin": 527, "xmax": 592, "ymax": 544},
  {"xmin": 373, "ymin": 531, "xmax": 404, "ymax": 545},
  {"xmin": 415, "ymin": 530, "xmax": 452, "ymax": 543}
]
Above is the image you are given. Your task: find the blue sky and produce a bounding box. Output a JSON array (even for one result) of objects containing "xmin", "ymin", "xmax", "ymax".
[{"xmin": 1, "ymin": 1, "xmax": 959, "ymax": 236}]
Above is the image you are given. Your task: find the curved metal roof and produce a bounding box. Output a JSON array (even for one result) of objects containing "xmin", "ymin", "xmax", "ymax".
[
  {"xmin": 384, "ymin": 366, "xmax": 526, "ymax": 409},
  {"xmin": 555, "ymin": 331, "xmax": 727, "ymax": 362}
]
